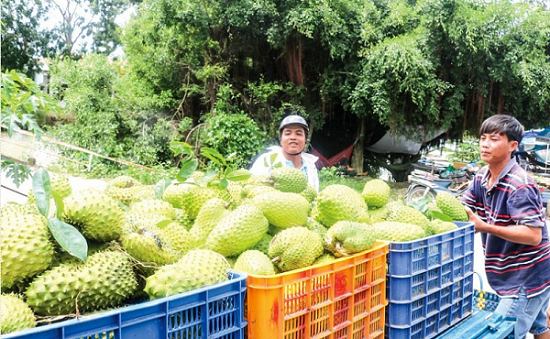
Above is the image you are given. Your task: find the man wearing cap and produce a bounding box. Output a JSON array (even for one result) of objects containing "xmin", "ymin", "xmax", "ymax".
[{"xmin": 250, "ymin": 114, "xmax": 320, "ymax": 192}]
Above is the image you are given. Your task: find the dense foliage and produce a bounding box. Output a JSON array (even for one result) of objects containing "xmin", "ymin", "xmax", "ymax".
[{"xmin": 4, "ymin": 0, "xmax": 550, "ymax": 174}]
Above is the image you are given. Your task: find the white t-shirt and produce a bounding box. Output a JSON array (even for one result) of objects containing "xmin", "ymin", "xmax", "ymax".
[{"xmin": 249, "ymin": 146, "xmax": 320, "ymax": 192}]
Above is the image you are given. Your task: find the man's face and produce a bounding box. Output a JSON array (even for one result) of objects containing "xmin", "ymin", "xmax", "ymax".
[
  {"xmin": 280, "ymin": 125, "xmax": 307, "ymax": 156},
  {"xmin": 479, "ymin": 132, "xmax": 518, "ymax": 165}
]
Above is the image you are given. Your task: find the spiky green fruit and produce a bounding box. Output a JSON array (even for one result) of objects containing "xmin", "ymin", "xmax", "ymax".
[
  {"xmin": 26, "ymin": 251, "xmax": 137, "ymax": 316},
  {"xmin": 121, "ymin": 225, "xmax": 181, "ymax": 266},
  {"xmin": 206, "ymin": 204, "xmax": 268, "ymax": 257},
  {"xmin": 430, "ymin": 219, "xmax": 458, "ymax": 234},
  {"xmin": 108, "ymin": 175, "xmax": 140, "ymax": 188},
  {"xmin": 1, "ymin": 202, "xmax": 41, "ymax": 218},
  {"xmin": 26, "ymin": 172, "xmax": 72, "ymax": 205},
  {"xmin": 362, "ymin": 179, "xmax": 391, "ymax": 208},
  {"xmin": 1, "ymin": 294, "xmax": 35, "ymax": 333},
  {"xmin": 436, "ymin": 192, "xmax": 468, "ymax": 221},
  {"xmin": 130, "ymin": 199, "xmax": 175, "ymax": 219},
  {"xmin": 1, "ymin": 214, "xmax": 55, "ymax": 289},
  {"xmin": 174, "ymin": 208, "xmax": 192, "ymax": 230},
  {"xmin": 242, "ymin": 185, "xmax": 277, "ymax": 199},
  {"xmin": 325, "ymin": 221, "xmax": 376, "ymax": 257},
  {"xmin": 161, "ymin": 221, "xmax": 193, "ymax": 254},
  {"xmin": 251, "ymin": 191, "xmax": 309, "ymax": 228},
  {"xmin": 268, "ymin": 224, "xmax": 285, "ymax": 236},
  {"xmin": 426, "ymin": 201, "xmax": 444, "ymax": 220},
  {"xmin": 188, "ymin": 198, "xmax": 230, "ymax": 248},
  {"xmin": 250, "ymin": 233, "xmax": 273, "ymax": 255},
  {"xmin": 162, "ymin": 183, "xmax": 194, "ymax": 209},
  {"xmin": 386, "ymin": 205, "xmax": 431, "ymax": 234},
  {"xmin": 316, "ymin": 185, "xmax": 369, "ymax": 227},
  {"xmin": 371, "ymin": 221, "xmax": 426, "ymax": 242},
  {"xmin": 123, "ymin": 212, "xmax": 169, "ymax": 234},
  {"xmin": 234, "ymin": 250, "xmax": 276, "ymax": 276},
  {"xmin": 300, "ymin": 184, "xmax": 317, "ymax": 202},
  {"xmin": 269, "ymin": 167, "xmax": 308, "ymax": 193},
  {"xmin": 269, "ymin": 227, "xmax": 324, "ymax": 272},
  {"xmin": 219, "ymin": 181, "xmax": 243, "ymax": 206},
  {"xmin": 313, "ymin": 253, "xmax": 336, "ymax": 266},
  {"xmin": 184, "ymin": 187, "xmax": 220, "ymax": 219},
  {"xmin": 62, "ymin": 189, "xmax": 124, "ymax": 241},
  {"xmin": 144, "ymin": 249, "xmax": 229, "ymax": 299},
  {"xmin": 368, "ymin": 206, "xmax": 390, "ymax": 223},
  {"xmin": 305, "ymin": 217, "xmax": 328, "ymax": 239}
]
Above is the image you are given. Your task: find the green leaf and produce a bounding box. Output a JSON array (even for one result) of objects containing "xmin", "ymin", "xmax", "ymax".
[
  {"xmin": 33, "ymin": 168, "xmax": 51, "ymax": 217},
  {"xmin": 203, "ymin": 170, "xmax": 219, "ymax": 184},
  {"xmin": 155, "ymin": 178, "xmax": 173, "ymax": 199},
  {"xmin": 47, "ymin": 218, "xmax": 88, "ymax": 262},
  {"xmin": 177, "ymin": 158, "xmax": 198, "ymax": 182},
  {"xmin": 52, "ymin": 191, "xmax": 65, "ymax": 219},
  {"xmin": 269, "ymin": 153, "xmax": 278, "ymax": 166},
  {"xmin": 225, "ymin": 169, "xmax": 252, "ymax": 181},
  {"xmin": 156, "ymin": 220, "xmax": 174, "ymax": 229},
  {"xmin": 219, "ymin": 178, "xmax": 229, "ymax": 189},
  {"xmin": 432, "ymin": 211, "xmax": 453, "ymax": 222},
  {"xmin": 1, "ymin": 157, "xmax": 31, "ymax": 187},
  {"xmin": 169, "ymin": 141, "xmax": 194, "ymax": 157}
]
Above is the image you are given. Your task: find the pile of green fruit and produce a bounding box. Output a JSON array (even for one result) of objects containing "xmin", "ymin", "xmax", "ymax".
[{"xmin": 1, "ymin": 166, "xmax": 469, "ymax": 334}]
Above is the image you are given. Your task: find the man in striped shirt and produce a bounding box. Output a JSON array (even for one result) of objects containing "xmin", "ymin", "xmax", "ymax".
[{"xmin": 462, "ymin": 115, "xmax": 550, "ymax": 339}]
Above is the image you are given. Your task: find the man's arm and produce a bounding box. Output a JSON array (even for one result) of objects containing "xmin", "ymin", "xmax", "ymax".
[{"xmin": 465, "ymin": 207, "xmax": 543, "ymax": 246}]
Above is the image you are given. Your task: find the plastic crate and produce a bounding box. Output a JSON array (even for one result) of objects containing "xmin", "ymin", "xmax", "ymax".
[
  {"xmin": 474, "ymin": 289, "xmax": 501, "ymax": 312},
  {"xmin": 2, "ymin": 271, "xmax": 247, "ymax": 339},
  {"xmin": 434, "ymin": 310, "xmax": 516, "ymax": 339},
  {"xmin": 245, "ymin": 241, "xmax": 389, "ymax": 339},
  {"xmin": 385, "ymin": 222, "xmax": 475, "ymax": 339}
]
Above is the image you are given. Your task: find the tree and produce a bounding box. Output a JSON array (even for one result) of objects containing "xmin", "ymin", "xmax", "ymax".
[{"xmin": 1, "ymin": 0, "xmax": 52, "ymax": 76}]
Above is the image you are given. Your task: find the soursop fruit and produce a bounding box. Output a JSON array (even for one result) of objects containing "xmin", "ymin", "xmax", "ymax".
[
  {"xmin": 105, "ymin": 184, "xmax": 148, "ymax": 205},
  {"xmin": 144, "ymin": 249, "xmax": 229, "ymax": 299},
  {"xmin": 268, "ymin": 227, "xmax": 324, "ymax": 272},
  {"xmin": 325, "ymin": 221, "xmax": 376, "ymax": 257},
  {"xmin": 300, "ymin": 184, "xmax": 318, "ymax": 202},
  {"xmin": 182, "ymin": 187, "xmax": 220, "ymax": 219},
  {"xmin": 234, "ymin": 250, "xmax": 276, "ymax": 276},
  {"xmin": 26, "ymin": 251, "xmax": 138, "ymax": 315},
  {"xmin": 316, "ymin": 185, "xmax": 369, "ymax": 227},
  {"xmin": 305, "ymin": 217, "xmax": 328, "ymax": 239},
  {"xmin": 242, "ymin": 185, "xmax": 277, "ymax": 199},
  {"xmin": 218, "ymin": 181, "xmax": 243, "ymax": 206},
  {"xmin": 123, "ymin": 212, "xmax": 169, "ymax": 234},
  {"xmin": 386, "ymin": 205, "xmax": 431, "ymax": 234},
  {"xmin": 249, "ymin": 233, "xmax": 273, "ymax": 255},
  {"xmin": 62, "ymin": 189, "xmax": 124, "ymax": 242},
  {"xmin": 121, "ymin": 225, "xmax": 181, "ymax": 266},
  {"xmin": 362, "ymin": 179, "xmax": 391, "ymax": 208},
  {"xmin": 1, "ymin": 214, "xmax": 55, "ymax": 290},
  {"xmin": 1, "ymin": 294, "xmax": 35, "ymax": 333},
  {"xmin": 174, "ymin": 208, "xmax": 192, "ymax": 230},
  {"xmin": 162, "ymin": 183, "xmax": 195, "ymax": 209},
  {"xmin": 268, "ymin": 224, "xmax": 285, "ymax": 236},
  {"xmin": 206, "ymin": 204, "xmax": 269, "ymax": 257},
  {"xmin": 269, "ymin": 167, "xmax": 308, "ymax": 193},
  {"xmin": 188, "ymin": 198, "xmax": 230, "ymax": 248},
  {"xmin": 129, "ymin": 199, "xmax": 175, "ymax": 219},
  {"xmin": 371, "ymin": 221, "xmax": 426, "ymax": 242},
  {"xmin": 436, "ymin": 192, "xmax": 468, "ymax": 221},
  {"xmin": 313, "ymin": 253, "xmax": 336, "ymax": 266},
  {"xmin": 251, "ymin": 191, "xmax": 309, "ymax": 228},
  {"xmin": 108, "ymin": 175, "xmax": 140, "ymax": 188},
  {"xmin": 368, "ymin": 206, "xmax": 390, "ymax": 223},
  {"xmin": 426, "ymin": 201, "xmax": 444, "ymax": 220},
  {"xmin": 430, "ymin": 219, "xmax": 458, "ymax": 234},
  {"xmin": 27, "ymin": 172, "xmax": 72, "ymax": 205}
]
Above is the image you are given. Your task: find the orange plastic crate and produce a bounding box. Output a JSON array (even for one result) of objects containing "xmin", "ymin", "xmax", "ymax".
[{"xmin": 245, "ymin": 241, "xmax": 389, "ymax": 339}]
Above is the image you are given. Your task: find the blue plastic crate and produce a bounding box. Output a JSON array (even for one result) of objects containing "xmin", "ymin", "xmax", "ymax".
[
  {"xmin": 434, "ymin": 310, "xmax": 516, "ymax": 339},
  {"xmin": 2, "ymin": 271, "xmax": 247, "ymax": 339},
  {"xmin": 387, "ymin": 222, "xmax": 475, "ymax": 277},
  {"xmin": 386, "ymin": 273, "xmax": 473, "ymax": 327}
]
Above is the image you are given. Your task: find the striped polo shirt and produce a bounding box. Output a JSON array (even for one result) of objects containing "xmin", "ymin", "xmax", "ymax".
[{"xmin": 462, "ymin": 158, "xmax": 550, "ymax": 298}]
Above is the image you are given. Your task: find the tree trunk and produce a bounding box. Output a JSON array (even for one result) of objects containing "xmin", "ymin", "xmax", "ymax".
[{"xmin": 351, "ymin": 117, "xmax": 365, "ymax": 173}]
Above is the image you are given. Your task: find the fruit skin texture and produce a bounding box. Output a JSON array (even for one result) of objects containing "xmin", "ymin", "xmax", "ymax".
[
  {"xmin": 430, "ymin": 219, "xmax": 458, "ymax": 234},
  {"xmin": 25, "ymin": 251, "xmax": 138, "ymax": 316},
  {"xmin": 129, "ymin": 199, "xmax": 175, "ymax": 219},
  {"xmin": 325, "ymin": 221, "xmax": 376, "ymax": 257},
  {"xmin": 188, "ymin": 198, "xmax": 230, "ymax": 248},
  {"xmin": 362, "ymin": 179, "xmax": 391, "ymax": 208},
  {"xmin": 206, "ymin": 204, "xmax": 268, "ymax": 257},
  {"xmin": 234, "ymin": 250, "xmax": 276, "ymax": 275},
  {"xmin": 1, "ymin": 214, "xmax": 55, "ymax": 290},
  {"xmin": 386, "ymin": 205, "xmax": 432, "ymax": 234},
  {"xmin": 1, "ymin": 293, "xmax": 36, "ymax": 333},
  {"xmin": 144, "ymin": 249, "xmax": 229, "ymax": 299},
  {"xmin": 270, "ymin": 167, "xmax": 308, "ymax": 193},
  {"xmin": 317, "ymin": 185, "xmax": 369, "ymax": 227},
  {"xmin": 251, "ymin": 191, "xmax": 309, "ymax": 228},
  {"xmin": 371, "ymin": 221, "xmax": 426, "ymax": 242},
  {"xmin": 436, "ymin": 191, "xmax": 469, "ymax": 221},
  {"xmin": 268, "ymin": 227, "xmax": 324, "ymax": 272},
  {"xmin": 121, "ymin": 225, "xmax": 181, "ymax": 266},
  {"xmin": 62, "ymin": 189, "xmax": 124, "ymax": 242}
]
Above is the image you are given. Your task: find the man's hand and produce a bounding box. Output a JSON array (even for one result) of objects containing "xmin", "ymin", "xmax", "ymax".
[{"xmin": 465, "ymin": 206, "xmax": 485, "ymax": 233}]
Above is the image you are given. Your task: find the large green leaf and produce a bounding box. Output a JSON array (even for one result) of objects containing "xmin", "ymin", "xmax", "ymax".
[
  {"xmin": 155, "ymin": 178, "xmax": 173, "ymax": 198},
  {"xmin": 176, "ymin": 158, "xmax": 198, "ymax": 182},
  {"xmin": 225, "ymin": 169, "xmax": 252, "ymax": 181},
  {"xmin": 32, "ymin": 168, "xmax": 51, "ymax": 217},
  {"xmin": 47, "ymin": 218, "xmax": 88, "ymax": 262},
  {"xmin": 432, "ymin": 211, "xmax": 453, "ymax": 222}
]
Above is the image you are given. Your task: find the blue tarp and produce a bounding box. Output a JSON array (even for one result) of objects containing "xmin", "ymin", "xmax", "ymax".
[{"xmin": 519, "ymin": 126, "xmax": 550, "ymax": 153}]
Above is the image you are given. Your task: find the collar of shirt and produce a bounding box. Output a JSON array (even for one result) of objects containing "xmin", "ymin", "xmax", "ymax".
[
  {"xmin": 481, "ymin": 157, "xmax": 517, "ymax": 191},
  {"xmin": 285, "ymin": 158, "xmax": 308, "ymax": 174}
]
